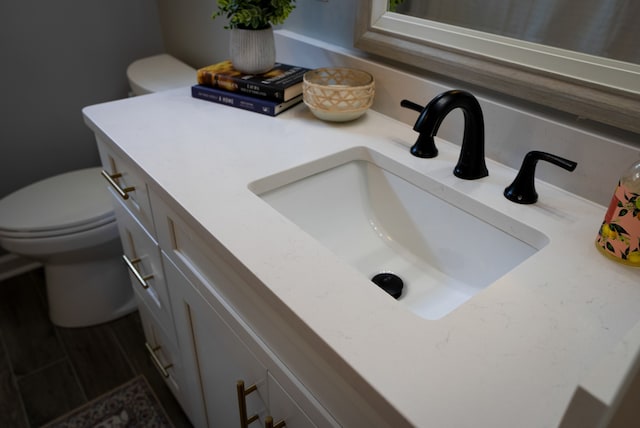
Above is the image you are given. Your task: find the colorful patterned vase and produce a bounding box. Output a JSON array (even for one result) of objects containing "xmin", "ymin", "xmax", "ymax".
[{"xmin": 595, "ymin": 161, "xmax": 640, "ymax": 267}]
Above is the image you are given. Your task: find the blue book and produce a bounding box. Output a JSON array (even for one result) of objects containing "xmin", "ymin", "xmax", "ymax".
[{"xmin": 191, "ymin": 84, "xmax": 302, "ymax": 116}]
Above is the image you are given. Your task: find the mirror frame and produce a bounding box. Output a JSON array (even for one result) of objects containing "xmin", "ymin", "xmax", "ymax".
[{"xmin": 355, "ymin": 0, "xmax": 640, "ymax": 134}]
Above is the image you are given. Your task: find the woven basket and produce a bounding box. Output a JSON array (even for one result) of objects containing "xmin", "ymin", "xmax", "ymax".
[{"xmin": 303, "ymin": 68, "xmax": 375, "ymax": 122}]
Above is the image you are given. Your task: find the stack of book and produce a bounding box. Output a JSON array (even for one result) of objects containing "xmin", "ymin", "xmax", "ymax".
[{"xmin": 192, "ymin": 60, "xmax": 310, "ymax": 117}]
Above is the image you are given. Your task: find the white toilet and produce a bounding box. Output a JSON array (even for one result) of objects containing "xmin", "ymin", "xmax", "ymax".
[
  {"xmin": 127, "ymin": 54, "xmax": 196, "ymax": 95},
  {"xmin": 0, "ymin": 54, "xmax": 195, "ymax": 328}
]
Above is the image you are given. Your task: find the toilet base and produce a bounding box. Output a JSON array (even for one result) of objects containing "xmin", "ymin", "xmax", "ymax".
[{"xmin": 44, "ymin": 255, "xmax": 137, "ymax": 328}]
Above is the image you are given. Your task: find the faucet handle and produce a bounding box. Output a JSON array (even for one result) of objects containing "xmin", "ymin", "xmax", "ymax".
[
  {"xmin": 504, "ymin": 151, "xmax": 577, "ymax": 204},
  {"xmin": 400, "ymin": 99, "xmax": 439, "ymax": 158},
  {"xmin": 400, "ymin": 99, "xmax": 424, "ymax": 113}
]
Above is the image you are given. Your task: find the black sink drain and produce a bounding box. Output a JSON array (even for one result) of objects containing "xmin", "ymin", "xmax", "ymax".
[{"xmin": 371, "ymin": 272, "xmax": 403, "ymax": 299}]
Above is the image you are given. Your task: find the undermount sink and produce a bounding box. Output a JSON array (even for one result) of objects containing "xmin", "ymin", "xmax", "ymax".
[{"xmin": 249, "ymin": 147, "xmax": 549, "ymax": 320}]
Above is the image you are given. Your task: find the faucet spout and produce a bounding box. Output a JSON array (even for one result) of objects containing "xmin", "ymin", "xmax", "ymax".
[{"xmin": 402, "ymin": 90, "xmax": 489, "ymax": 180}]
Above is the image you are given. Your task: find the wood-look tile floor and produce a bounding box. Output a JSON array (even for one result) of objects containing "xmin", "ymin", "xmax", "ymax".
[{"xmin": 0, "ymin": 268, "xmax": 193, "ymax": 427}]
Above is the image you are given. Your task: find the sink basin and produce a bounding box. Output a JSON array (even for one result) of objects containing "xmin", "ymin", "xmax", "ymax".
[{"xmin": 249, "ymin": 147, "xmax": 548, "ymax": 320}]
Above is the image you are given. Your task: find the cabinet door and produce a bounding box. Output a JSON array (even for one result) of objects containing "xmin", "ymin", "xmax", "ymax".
[
  {"xmin": 170, "ymin": 256, "xmax": 268, "ymax": 428},
  {"xmin": 152, "ymin": 192, "xmax": 339, "ymax": 427},
  {"xmin": 267, "ymin": 371, "xmax": 317, "ymax": 428}
]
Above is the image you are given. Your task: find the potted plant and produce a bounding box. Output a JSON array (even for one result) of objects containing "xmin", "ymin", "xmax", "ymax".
[
  {"xmin": 389, "ymin": 0, "xmax": 404, "ymax": 12},
  {"xmin": 213, "ymin": 0, "xmax": 297, "ymax": 74}
]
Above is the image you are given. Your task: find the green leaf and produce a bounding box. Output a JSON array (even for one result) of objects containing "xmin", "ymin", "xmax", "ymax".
[
  {"xmin": 212, "ymin": 0, "xmax": 296, "ymax": 29},
  {"xmin": 611, "ymin": 224, "xmax": 629, "ymax": 235}
]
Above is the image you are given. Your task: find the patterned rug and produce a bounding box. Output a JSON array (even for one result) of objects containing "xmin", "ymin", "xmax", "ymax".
[{"xmin": 42, "ymin": 375, "xmax": 173, "ymax": 428}]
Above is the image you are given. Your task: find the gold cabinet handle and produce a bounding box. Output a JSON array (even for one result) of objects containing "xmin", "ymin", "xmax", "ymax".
[
  {"xmin": 237, "ymin": 380, "xmax": 259, "ymax": 427},
  {"xmin": 122, "ymin": 255, "xmax": 153, "ymax": 289},
  {"xmin": 265, "ymin": 416, "xmax": 286, "ymax": 428},
  {"xmin": 101, "ymin": 169, "xmax": 135, "ymax": 200},
  {"xmin": 145, "ymin": 342, "xmax": 173, "ymax": 378}
]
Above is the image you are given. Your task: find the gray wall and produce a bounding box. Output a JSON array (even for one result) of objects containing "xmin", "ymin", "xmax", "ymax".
[
  {"xmin": 156, "ymin": 0, "xmax": 229, "ymax": 68},
  {"xmin": 0, "ymin": 0, "xmax": 165, "ymax": 199},
  {"xmin": 0, "ymin": 0, "xmax": 359, "ymax": 199},
  {"xmin": 156, "ymin": 0, "xmax": 359, "ymax": 67}
]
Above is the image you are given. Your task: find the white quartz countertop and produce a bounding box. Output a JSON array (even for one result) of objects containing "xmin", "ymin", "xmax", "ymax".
[{"xmin": 83, "ymin": 88, "xmax": 640, "ymax": 427}]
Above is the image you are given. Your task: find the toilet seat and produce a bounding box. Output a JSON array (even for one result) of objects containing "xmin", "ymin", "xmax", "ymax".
[{"xmin": 0, "ymin": 167, "xmax": 115, "ymax": 239}]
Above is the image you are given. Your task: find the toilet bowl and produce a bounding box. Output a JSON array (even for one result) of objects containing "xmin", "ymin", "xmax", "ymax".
[
  {"xmin": 0, "ymin": 168, "xmax": 136, "ymax": 327},
  {"xmin": 0, "ymin": 54, "xmax": 196, "ymax": 327}
]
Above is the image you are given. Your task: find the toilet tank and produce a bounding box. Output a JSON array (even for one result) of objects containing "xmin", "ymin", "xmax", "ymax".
[{"xmin": 127, "ymin": 54, "xmax": 196, "ymax": 96}]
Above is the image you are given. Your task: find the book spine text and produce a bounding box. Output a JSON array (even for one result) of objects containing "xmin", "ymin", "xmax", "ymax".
[{"xmin": 191, "ymin": 86, "xmax": 277, "ymax": 116}]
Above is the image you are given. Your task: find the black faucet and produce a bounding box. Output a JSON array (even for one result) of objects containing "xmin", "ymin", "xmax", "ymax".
[{"xmin": 401, "ymin": 90, "xmax": 489, "ymax": 180}]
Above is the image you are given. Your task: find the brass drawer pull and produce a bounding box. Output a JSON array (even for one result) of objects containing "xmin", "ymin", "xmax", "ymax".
[
  {"xmin": 145, "ymin": 342, "xmax": 173, "ymax": 378},
  {"xmin": 101, "ymin": 169, "xmax": 135, "ymax": 200},
  {"xmin": 237, "ymin": 380, "xmax": 259, "ymax": 427},
  {"xmin": 122, "ymin": 255, "xmax": 153, "ymax": 289},
  {"xmin": 265, "ymin": 416, "xmax": 286, "ymax": 428}
]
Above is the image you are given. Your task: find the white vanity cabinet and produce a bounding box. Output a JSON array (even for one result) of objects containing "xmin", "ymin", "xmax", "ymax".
[
  {"xmin": 152, "ymin": 192, "xmax": 338, "ymax": 428},
  {"xmin": 167, "ymin": 256, "xmax": 322, "ymax": 427},
  {"xmin": 96, "ymin": 136, "xmax": 338, "ymax": 427},
  {"xmin": 83, "ymin": 87, "xmax": 640, "ymax": 428}
]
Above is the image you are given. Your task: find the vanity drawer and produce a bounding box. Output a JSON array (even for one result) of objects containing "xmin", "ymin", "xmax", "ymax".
[
  {"xmin": 137, "ymin": 296, "xmax": 185, "ymax": 408},
  {"xmin": 112, "ymin": 195, "xmax": 175, "ymax": 343},
  {"xmin": 149, "ymin": 190, "xmax": 216, "ymax": 282},
  {"xmin": 97, "ymin": 137, "xmax": 156, "ymax": 236},
  {"xmin": 149, "ymin": 191, "xmax": 240, "ymax": 310}
]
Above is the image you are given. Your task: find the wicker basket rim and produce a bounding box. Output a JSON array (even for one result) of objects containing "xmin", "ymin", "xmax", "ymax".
[{"xmin": 303, "ymin": 67, "xmax": 374, "ymax": 89}]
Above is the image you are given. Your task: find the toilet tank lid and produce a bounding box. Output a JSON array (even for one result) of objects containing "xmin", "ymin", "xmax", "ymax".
[
  {"xmin": 127, "ymin": 54, "xmax": 196, "ymax": 94},
  {"xmin": 0, "ymin": 167, "xmax": 114, "ymax": 234}
]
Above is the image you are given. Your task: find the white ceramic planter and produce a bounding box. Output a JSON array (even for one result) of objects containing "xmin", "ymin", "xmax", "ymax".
[{"xmin": 229, "ymin": 26, "xmax": 276, "ymax": 74}]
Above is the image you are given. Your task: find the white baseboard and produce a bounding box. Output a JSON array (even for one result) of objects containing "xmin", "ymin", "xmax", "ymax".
[{"xmin": 0, "ymin": 253, "xmax": 42, "ymax": 282}]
